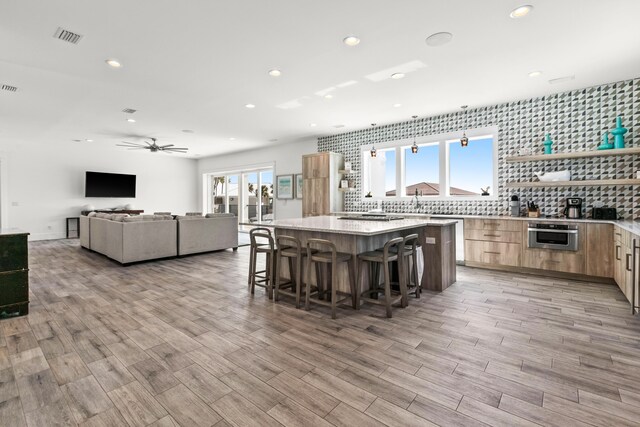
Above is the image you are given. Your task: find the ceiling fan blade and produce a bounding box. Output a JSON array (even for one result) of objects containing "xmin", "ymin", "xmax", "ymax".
[
  {"xmin": 165, "ymin": 147, "xmax": 188, "ymax": 151},
  {"xmin": 126, "ymin": 147, "xmax": 148, "ymax": 150},
  {"xmin": 159, "ymin": 144, "xmax": 174, "ymax": 148},
  {"xmin": 117, "ymin": 143, "xmax": 145, "ymax": 147}
]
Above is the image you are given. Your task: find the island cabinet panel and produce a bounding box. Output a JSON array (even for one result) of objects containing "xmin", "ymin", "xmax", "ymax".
[
  {"xmin": 0, "ymin": 231, "xmax": 30, "ymax": 317},
  {"xmin": 586, "ymin": 223, "xmax": 614, "ymax": 279},
  {"xmin": 301, "ymin": 152, "xmax": 343, "ymax": 217},
  {"xmin": 613, "ymin": 227, "xmax": 638, "ymax": 303}
]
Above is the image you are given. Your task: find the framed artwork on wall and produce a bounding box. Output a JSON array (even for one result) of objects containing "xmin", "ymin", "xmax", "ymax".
[
  {"xmin": 276, "ymin": 174, "xmax": 294, "ymax": 199},
  {"xmin": 295, "ymin": 174, "xmax": 303, "ymax": 199}
]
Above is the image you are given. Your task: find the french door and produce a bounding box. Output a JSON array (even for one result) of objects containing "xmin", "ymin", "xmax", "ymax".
[{"xmin": 206, "ymin": 166, "xmax": 274, "ymax": 222}]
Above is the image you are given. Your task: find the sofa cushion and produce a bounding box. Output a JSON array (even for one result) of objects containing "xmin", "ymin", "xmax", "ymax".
[
  {"xmin": 186, "ymin": 212, "xmax": 203, "ymax": 216},
  {"xmin": 153, "ymin": 215, "xmax": 173, "ymax": 221},
  {"xmin": 111, "ymin": 214, "xmax": 130, "ymax": 222},
  {"xmin": 176, "ymin": 215, "xmax": 199, "ymax": 220},
  {"xmin": 87, "ymin": 212, "xmax": 97, "ymax": 217},
  {"xmin": 205, "ymin": 213, "xmax": 236, "ymax": 218},
  {"xmin": 123, "ymin": 216, "xmax": 145, "ymax": 222}
]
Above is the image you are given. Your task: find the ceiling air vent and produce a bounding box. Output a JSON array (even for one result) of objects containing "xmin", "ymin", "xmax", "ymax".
[
  {"xmin": 53, "ymin": 27, "xmax": 83, "ymax": 45},
  {"xmin": 122, "ymin": 108, "xmax": 137, "ymax": 114},
  {"xmin": 1, "ymin": 84, "xmax": 18, "ymax": 92}
]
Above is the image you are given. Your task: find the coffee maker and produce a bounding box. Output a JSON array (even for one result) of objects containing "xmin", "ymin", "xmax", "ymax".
[{"xmin": 563, "ymin": 197, "xmax": 583, "ymax": 219}]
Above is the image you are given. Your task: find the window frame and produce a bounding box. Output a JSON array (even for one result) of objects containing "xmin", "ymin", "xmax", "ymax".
[{"xmin": 360, "ymin": 126, "xmax": 498, "ymax": 201}]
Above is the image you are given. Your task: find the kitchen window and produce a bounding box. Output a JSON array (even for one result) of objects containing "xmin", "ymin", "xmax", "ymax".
[{"xmin": 361, "ymin": 126, "xmax": 498, "ymax": 200}]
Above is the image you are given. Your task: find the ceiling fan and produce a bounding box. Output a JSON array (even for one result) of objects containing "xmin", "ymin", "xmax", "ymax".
[{"xmin": 116, "ymin": 137, "xmax": 188, "ymax": 154}]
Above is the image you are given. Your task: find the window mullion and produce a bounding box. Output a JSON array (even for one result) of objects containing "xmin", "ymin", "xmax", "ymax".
[
  {"xmin": 397, "ymin": 147, "xmax": 404, "ymax": 198},
  {"xmin": 440, "ymin": 141, "xmax": 448, "ymax": 198}
]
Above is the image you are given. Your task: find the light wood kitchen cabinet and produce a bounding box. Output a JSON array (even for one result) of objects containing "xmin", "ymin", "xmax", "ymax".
[
  {"xmin": 465, "ymin": 240, "xmax": 521, "ymax": 267},
  {"xmin": 585, "ymin": 223, "xmax": 614, "ymax": 278},
  {"xmin": 464, "ymin": 219, "xmax": 522, "ymax": 267},
  {"xmin": 301, "ymin": 152, "xmax": 343, "ymax": 217},
  {"xmin": 613, "ymin": 228, "xmax": 637, "ymax": 303},
  {"xmin": 522, "ymin": 223, "xmax": 586, "ymax": 274}
]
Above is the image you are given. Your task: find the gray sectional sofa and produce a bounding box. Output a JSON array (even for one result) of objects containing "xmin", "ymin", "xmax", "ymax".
[{"xmin": 80, "ymin": 213, "xmax": 238, "ymax": 264}]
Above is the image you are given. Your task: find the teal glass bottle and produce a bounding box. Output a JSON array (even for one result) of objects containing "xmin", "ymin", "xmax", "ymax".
[{"xmin": 543, "ymin": 134, "xmax": 553, "ymax": 154}]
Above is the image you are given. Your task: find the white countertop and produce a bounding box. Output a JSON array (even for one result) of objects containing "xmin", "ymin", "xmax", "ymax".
[
  {"xmin": 266, "ymin": 216, "xmax": 457, "ymax": 236},
  {"xmin": 332, "ymin": 212, "xmax": 640, "ymax": 236}
]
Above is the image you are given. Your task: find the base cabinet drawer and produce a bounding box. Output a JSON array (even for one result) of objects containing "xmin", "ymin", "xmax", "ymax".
[
  {"xmin": 522, "ymin": 248, "xmax": 585, "ymax": 274},
  {"xmin": 465, "ymin": 219, "xmax": 522, "ymax": 232},
  {"xmin": 465, "ymin": 229, "xmax": 521, "ymax": 243},
  {"xmin": 465, "ymin": 240, "xmax": 521, "ymax": 267}
]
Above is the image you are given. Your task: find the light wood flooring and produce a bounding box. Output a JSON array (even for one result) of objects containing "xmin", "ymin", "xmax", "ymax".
[{"xmin": 1, "ymin": 239, "xmax": 640, "ymax": 426}]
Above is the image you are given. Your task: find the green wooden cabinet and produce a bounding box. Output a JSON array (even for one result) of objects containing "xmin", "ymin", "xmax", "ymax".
[{"xmin": 0, "ymin": 230, "xmax": 29, "ymax": 317}]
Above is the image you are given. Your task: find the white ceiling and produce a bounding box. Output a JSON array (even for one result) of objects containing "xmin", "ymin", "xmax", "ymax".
[{"xmin": 1, "ymin": 0, "xmax": 639, "ymax": 158}]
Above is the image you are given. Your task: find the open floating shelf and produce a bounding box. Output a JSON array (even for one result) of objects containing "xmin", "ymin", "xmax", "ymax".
[
  {"xmin": 506, "ymin": 178, "xmax": 640, "ymax": 188},
  {"xmin": 505, "ymin": 147, "xmax": 640, "ymax": 163},
  {"xmin": 338, "ymin": 187, "xmax": 357, "ymax": 192},
  {"xmin": 338, "ymin": 169, "xmax": 355, "ymax": 174}
]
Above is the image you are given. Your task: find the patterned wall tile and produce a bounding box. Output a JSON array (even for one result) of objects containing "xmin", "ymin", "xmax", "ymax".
[{"xmin": 318, "ymin": 78, "xmax": 639, "ymax": 219}]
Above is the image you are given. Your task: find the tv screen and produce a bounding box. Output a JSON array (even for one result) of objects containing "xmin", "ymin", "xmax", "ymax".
[{"xmin": 85, "ymin": 171, "xmax": 136, "ymax": 198}]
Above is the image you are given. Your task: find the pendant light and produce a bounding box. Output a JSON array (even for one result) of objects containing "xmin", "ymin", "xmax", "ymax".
[
  {"xmin": 370, "ymin": 123, "xmax": 377, "ymax": 157},
  {"xmin": 460, "ymin": 105, "xmax": 469, "ymax": 147},
  {"xmin": 410, "ymin": 115, "xmax": 419, "ymax": 153}
]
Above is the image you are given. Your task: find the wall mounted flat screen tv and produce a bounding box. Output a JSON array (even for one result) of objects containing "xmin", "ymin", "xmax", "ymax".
[{"xmin": 85, "ymin": 171, "xmax": 136, "ymax": 198}]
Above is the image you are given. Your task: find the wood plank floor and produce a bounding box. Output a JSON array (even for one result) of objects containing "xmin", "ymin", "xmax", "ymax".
[{"xmin": 2, "ymin": 239, "xmax": 640, "ymax": 426}]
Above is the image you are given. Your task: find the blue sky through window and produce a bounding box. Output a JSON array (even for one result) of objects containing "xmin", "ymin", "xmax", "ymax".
[{"xmin": 449, "ymin": 137, "xmax": 493, "ymax": 194}]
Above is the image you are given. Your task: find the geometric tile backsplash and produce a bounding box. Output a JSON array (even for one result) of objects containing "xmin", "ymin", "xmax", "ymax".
[{"xmin": 318, "ymin": 78, "xmax": 639, "ymax": 219}]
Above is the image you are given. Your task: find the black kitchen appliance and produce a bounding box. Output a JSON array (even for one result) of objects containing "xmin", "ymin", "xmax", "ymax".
[
  {"xmin": 592, "ymin": 207, "xmax": 617, "ymax": 220},
  {"xmin": 563, "ymin": 197, "xmax": 583, "ymax": 219}
]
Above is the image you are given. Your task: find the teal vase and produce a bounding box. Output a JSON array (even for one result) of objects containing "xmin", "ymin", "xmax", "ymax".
[
  {"xmin": 543, "ymin": 134, "xmax": 553, "ymax": 154},
  {"xmin": 597, "ymin": 131, "xmax": 613, "ymax": 150},
  {"xmin": 611, "ymin": 116, "xmax": 627, "ymax": 149}
]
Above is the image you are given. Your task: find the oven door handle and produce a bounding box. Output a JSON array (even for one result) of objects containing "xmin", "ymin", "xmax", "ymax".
[{"xmin": 527, "ymin": 228, "xmax": 578, "ymax": 234}]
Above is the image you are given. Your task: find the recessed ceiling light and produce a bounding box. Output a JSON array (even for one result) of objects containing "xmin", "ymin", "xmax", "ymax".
[
  {"xmin": 310, "ymin": 123, "xmax": 317, "ymax": 127},
  {"xmin": 528, "ymin": 70, "xmax": 542, "ymax": 78},
  {"xmin": 105, "ymin": 59, "xmax": 122, "ymax": 68},
  {"xmin": 393, "ymin": 103, "xmax": 402, "ymax": 108},
  {"xmin": 510, "ymin": 5, "xmax": 533, "ymax": 18},
  {"xmin": 245, "ymin": 104, "xmax": 256, "ymax": 109},
  {"xmin": 343, "ymin": 35, "xmax": 360, "ymax": 46},
  {"xmin": 126, "ymin": 118, "xmax": 136, "ymax": 123},
  {"xmin": 72, "ymin": 139, "xmax": 82, "ymax": 142},
  {"xmin": 229, "ymin": 137, "xmax": 236, "ymax": 141},
  {"xmin": 390, "ymin": 73, "xmax": 405, "ymax": 80},
  {"xmin": 549, "ymin": 75, "xmax": 575, "ymax": 84},
  {"xmin": 324, "ymin": 94, "xmax": 333, "ymax": 99},
  {"xmin": 334, "ymin": 124, "xmax": 345, "ymax": 128},
  {"xmin": 269, "ymin": 138, "xmax": 278, "ymax": 142},
  {"xmin": 268, "ymin": 69, "xmax": 282, "ymax": 77},
  {"xmin": 425, "ymin": 32, "xmax": 453, "ymax": 47},
  {"xmin": 85, "ymin": 139, "xmax": 93, "ymax": 142},
  {"xmin": 182, "ymin": 129, "xmax": 195, "ymax": 133}
]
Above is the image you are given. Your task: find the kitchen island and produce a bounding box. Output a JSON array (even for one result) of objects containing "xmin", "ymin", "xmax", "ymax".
[{"xmin": 269, "ymin": 215, "xmax": 458, "ymax": 294}]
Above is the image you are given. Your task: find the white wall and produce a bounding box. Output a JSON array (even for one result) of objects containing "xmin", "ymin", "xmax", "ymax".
[
  {"xmin": 0, "ymin": 142, "xmax": 198, "ymax": 240},
  {"xmin": 197, "ymin": 140, "xmax": 316, "ymax": 219}
]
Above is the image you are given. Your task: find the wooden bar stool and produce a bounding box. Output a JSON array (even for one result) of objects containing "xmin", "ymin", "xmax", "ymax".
[
  {"xmin": 274, "ymin": 235, "xmax": 313, "ymax": 309},
  {"xmin": 357, "ymin": 236, "xmax": 407, "ymax": 318},
  {"xmin": 305, "ymin": 239, "xmax": 356, "ymax": 319},
  {"xmin": 248, "ymin": 228, "xmax": 276, "ymax": 299}
]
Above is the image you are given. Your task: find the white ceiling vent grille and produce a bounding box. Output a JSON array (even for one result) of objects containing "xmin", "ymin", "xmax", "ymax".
[
  {"xmin": 53, "ymin": 27, "xmax": 83, "ymax": 44},
  {"xmin": 1, "ymin": 84, "xmax": 18, "ymax": 92},
  {"xmin": 122, "ymin": 108, "xmax": 137, "ymax": 114}
]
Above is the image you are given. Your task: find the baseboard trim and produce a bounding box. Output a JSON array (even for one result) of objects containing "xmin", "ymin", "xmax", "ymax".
[{"xmin": 463, "ymin": 261, "xmax": 616, "ymax": 285}]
